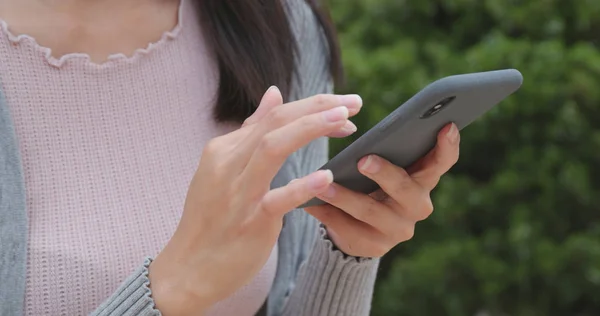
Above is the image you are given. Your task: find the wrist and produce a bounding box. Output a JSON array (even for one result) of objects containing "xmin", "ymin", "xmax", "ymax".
[{"xmin": 149, "ymin": 241, "xmax": 211, "ymax": 315}]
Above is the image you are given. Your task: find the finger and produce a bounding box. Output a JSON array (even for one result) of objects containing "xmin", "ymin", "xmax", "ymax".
[
  {"xmin": 242, "ymin": 86, "xmax": 284, "ymax": 127},
  {"xmin": 237, "ymin": 94, "xmax": 362, "ymax": 158},
  {"xmin": 326, "ymin": 120, "xmax": 358, "ymax": 138},
  {"xmin": 241, "ymin": 106, "xmax": 350, "ymax": 189},
  {"xmin": 260, "ymin": 170, "xmax": 333, "ymax": 218},
  {"xmin": 358, "ymin": 155, "xmax": 432, "ymax": 221},
  {"xmin": 242, "ymin": 112, "xmax": 357, "ymax": 152},
  {"xmin": 315, "ymin": 182, "xmax": 405, "ymax": 236},
  {"xmin": 304, "ymin": 204, "xmax": 396, "ymax": 258},
  {"xmin": 369, "ymin": 189, "xmax": 390, "ymax": 202},
  {"xmin": 407, "ymin": 123, "xmax": 460, "ymax": 190}
]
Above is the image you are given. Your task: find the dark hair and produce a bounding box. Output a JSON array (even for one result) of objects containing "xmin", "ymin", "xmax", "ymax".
[{"xmin": 196, "ymin": 0, "xmax": 342, "ymax": 123}]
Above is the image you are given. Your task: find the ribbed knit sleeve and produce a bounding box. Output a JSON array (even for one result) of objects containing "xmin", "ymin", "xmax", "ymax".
[{"xmin": 91, "ymin": 258, "xmax": 160, "ymax": 316}]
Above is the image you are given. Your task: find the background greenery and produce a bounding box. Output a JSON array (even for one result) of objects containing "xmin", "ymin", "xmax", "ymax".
[{"xmin": 328, "ymin": 0, "xmax": 600, "ymax": 315}]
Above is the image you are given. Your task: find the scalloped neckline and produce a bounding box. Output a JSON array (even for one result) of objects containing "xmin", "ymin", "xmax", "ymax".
[{"xmin": 0, "ymin": 0, "xmax": 184, "ymax": 68}]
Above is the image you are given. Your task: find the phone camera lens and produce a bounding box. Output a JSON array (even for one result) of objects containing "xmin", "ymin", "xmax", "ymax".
[{"xmin": 421, "ymin": 96, "xmax": 456, "ymax": 118}]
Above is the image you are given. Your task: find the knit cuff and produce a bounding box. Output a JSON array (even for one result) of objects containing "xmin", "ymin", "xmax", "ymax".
[
  {"xmin": 91, "ymin": 258, "xmax": 161, "ymax": 316},
  {"xmin": 281, "ymin": 227, "xmax": 379, "ymax": 316}
]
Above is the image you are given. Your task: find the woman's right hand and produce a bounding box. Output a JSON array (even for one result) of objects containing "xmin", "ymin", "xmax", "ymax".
[{"xmin": 148, "ymin": 87, "xmax": 363, "ymax": 315}]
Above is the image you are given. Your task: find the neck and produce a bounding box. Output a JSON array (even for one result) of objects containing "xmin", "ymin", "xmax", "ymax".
[
  {"xmin": 12, "ymin": 0, "xmax": 166, "ymax": 12},
  {"xmin": 0, "ymin": 0, "xmax": 181, "ymax": 63}
]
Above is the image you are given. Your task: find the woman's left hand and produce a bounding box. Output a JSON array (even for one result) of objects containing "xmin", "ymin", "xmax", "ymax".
[{"xmin": 305, "ymin": 123, "xmax": 460, "ymax": 258}]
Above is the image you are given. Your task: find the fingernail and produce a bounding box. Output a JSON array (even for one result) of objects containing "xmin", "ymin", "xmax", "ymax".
[
  {"xmin": 340, "ymin": 121, "xmax": 357, "ymax": 134},
  {"xmin": 323, "ymin": 106, "xmax": 349, "ymax": 122},
  {"xmin": 266, "ymin": 85, "xmax": 278, "ymax": 93},
  {"xmin": 360, "ymin": 155, "xmax": 380, "ymax": 173},
  {"xmin": 309, "ymin": 170, "xmax": 333, "ymax": 192},
  {"xmin": 339, "ymin": 94, "xmax": 362, "ymax": 112},
  {"xmin": 259, "ymin": 86, "xmax": 279, "ymax": 105},
  {"xmin": 446, "ymin": 123, "xmax": 459, "ymax": 143}
]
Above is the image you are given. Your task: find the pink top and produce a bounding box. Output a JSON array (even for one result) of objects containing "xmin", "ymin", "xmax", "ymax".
[{"xmin": 0, "ymin": 0, "xmax": 278, "ymax": 315}]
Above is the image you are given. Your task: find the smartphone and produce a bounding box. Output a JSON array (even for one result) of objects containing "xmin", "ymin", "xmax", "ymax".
[{"xmin": 300, "ymin": 68, "xmax": 523, "ymax": 208}]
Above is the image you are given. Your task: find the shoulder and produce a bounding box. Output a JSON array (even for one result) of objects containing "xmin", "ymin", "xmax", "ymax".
[
  {"xmin": 283, "ymin": 0, "xmax": 324, "ymax": 41},
  {"xmin": 283, "ymin": 0, "xmax": 333, "ymax": 101}
]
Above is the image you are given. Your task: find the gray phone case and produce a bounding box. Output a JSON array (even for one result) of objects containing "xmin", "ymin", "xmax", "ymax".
[{"xmin": 300, "ymin": 69, "xmax": 523, "ymax": 208}]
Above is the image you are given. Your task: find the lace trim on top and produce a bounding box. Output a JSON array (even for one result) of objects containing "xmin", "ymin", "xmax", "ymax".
[{"xmin": 0, "ymin": 0, "xmax": 184, "ymax": 68}]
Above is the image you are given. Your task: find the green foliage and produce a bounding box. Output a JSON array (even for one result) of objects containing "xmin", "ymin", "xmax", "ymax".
[{"xmin": 329, "ymin": 0, "xmax": 600, "ymax": 314}]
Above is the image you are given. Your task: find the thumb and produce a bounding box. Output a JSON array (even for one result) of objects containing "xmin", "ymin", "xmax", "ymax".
[{"xmin": 242, "ymin": 86, "xmax": 284, "ymax": 127}]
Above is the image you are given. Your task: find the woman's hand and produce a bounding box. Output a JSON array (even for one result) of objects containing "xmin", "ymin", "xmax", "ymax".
[
  {"xmin": 305, "ymin": 123, "xmax": 460, "ymax": 258},
  {"xmin": 148, "ymin": 87, "xmax": 362, "ymax": 315}
]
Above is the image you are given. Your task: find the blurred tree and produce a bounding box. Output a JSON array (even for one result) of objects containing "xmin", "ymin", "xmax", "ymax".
[{"xmin": 328, "ymin": 0, "xmax": 600, "ymax": 315}]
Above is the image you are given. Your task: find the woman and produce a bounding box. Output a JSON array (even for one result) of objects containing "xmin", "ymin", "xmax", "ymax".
[{"xmin": 0, "ymin": 0, "xmax": 460, "ymax": 315}]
